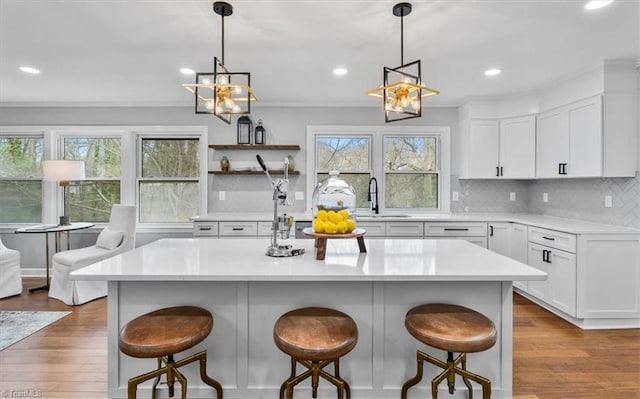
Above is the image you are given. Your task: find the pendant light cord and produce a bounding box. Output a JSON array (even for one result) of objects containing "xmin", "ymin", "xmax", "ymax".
[
  {"xmin": 221, "ymin": 13, "xmax": 225, "ymax": 64},
  {"xmin": 400, "ymin": 11, "xmax": 404, "ymax": 66}
]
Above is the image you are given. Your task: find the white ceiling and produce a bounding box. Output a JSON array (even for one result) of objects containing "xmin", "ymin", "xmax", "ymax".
[{"xmin": 1, "ymin": 0, "xmax": 638, "ymax": 108}]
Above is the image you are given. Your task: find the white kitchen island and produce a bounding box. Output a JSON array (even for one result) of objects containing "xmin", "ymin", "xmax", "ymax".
[{"xmin": 71, "ymin": 237, "xmax": 545, "ymax": 399}]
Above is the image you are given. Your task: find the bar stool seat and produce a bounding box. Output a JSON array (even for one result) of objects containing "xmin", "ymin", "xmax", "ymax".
[
  {"xmin": 274, "ymin": 307, "xmax": 358, "ymax": 399},
  {"xmin": 402, "ymin": 303, "xmax": 497, "ymax": 399},
  {"xmin": 119, "ymin": 306, "xmax": 223, "ymax": 399}
]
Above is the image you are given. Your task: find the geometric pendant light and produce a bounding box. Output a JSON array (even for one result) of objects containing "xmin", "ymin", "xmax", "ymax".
[
  {"xmin": 183, "ymin": 1, "xmax": 257, "ymax": 124},
  {"xmin": 366, "ymin": 2, "xmax": 439, "ymax": 123}
]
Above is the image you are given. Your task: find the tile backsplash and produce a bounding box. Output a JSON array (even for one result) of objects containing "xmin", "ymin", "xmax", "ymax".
[{"xmin": 452, "ymin": 172, "xmax": 640, "ymax": 228}]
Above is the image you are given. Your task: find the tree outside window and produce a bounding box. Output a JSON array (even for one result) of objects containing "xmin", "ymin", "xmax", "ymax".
[
  {"xmin": 0, "ymin": 136, "xmax": 43, "ymax": 222},
  {"xmin": 315, "ymin": 136, "xmax": 371, "ymax": 209},
  {"xmin": 139, "ymin": 138, "xmax": 200, "ymax": 223},
  {"xmin": 384, "ymin": 136, "xmax": 438, "ymax": 209},
  {"xmin": 64, "ymin": 137, "xmax": 121, "ymax": 223}
]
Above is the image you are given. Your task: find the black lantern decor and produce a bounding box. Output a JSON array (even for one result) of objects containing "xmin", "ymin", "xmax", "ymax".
[
  {"xmin": 255, "ymin": 119, "xmax": 265, "ymax": 145},
  {"xmin": 237, "ymin": 116, "xmax": 252, "ymax": 144}
]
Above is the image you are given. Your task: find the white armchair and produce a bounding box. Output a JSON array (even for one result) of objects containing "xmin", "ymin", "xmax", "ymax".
[
  {"xmin": 49, "ymin": 204, "xmax": 136, "ymax": 305},
  {"xmin": 0, "ymin": 237, "xmax": 22, "ymax": 299}
]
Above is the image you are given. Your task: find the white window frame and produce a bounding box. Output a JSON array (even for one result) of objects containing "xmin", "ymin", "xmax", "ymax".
[
  {"xmin": 0, "ymin": 126, "xmax": 208, "ymax": 230},
  {"xmin": 135, "ymin": 129, "xmax": 207, "ymax": 228},
  {"xmin": 306, "ymin": 125, "xmax": 450, "ymax": 214}
]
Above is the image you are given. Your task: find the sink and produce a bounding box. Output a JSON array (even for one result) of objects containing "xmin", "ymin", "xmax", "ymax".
[{"xmin": 357, "ymin": 214, "xmax": 411, "ymax": 219}]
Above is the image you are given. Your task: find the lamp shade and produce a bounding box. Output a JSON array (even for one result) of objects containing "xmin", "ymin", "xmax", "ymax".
[{"xmin": 42, "ymin": 160, "xmax": 85, "ymax": 182}]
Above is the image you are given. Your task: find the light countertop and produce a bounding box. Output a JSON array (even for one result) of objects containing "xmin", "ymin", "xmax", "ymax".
[
  {"xmin": 71, "ymin": 237, "xmax": 546, "ymax": 282},
  {"xmin": 192, "ymin": 212, "xmax": 640, "ymax": 235}
]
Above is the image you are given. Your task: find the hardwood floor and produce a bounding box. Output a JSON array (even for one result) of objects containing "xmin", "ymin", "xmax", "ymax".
[{"xmin": 1, "ymin": 278, "xmax": 639, "ymax": 398}]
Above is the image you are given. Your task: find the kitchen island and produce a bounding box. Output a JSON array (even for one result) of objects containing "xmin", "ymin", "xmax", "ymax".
[{"xmin": 72, "ymin": 237, "xmax": 545, "ymax": 399}]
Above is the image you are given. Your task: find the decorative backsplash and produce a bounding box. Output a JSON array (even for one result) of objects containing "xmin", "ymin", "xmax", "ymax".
[{"xmin": 452, "ymin": 173, "xmax": 640, "ymax": 228}]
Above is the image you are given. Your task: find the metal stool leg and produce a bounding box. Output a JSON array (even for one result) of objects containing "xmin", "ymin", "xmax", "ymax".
[{"xmin": 460, "ymin": 353, "xmax": 474, "ymax": 399}]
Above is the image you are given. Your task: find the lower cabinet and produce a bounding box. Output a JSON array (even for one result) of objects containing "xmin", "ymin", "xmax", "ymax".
[
  {"xmin": 509, "ymin": 224, "xmax": 529, "ymax": 291},
  {"xmin": 527, "ymin": 242, "xmax": 577, "ymax": 316},
  {"xmin": 425, "ymin": 222, "xmax": 488, "ymax": 248}
]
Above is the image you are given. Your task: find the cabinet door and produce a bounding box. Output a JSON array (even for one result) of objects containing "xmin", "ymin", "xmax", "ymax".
[
  {"xmin": 499, "ymin": 116, "xmax": 536, "ymax": 178},
  {"xmin": 467, "ymin": 120, "xmax": 500, "ymax": 178},
  {"xmin": 528, "ymin": 243, "xmax": 551, "ymax": 302},
  {"xmin": 536, "ymin": 109, "xmax": 568, "ymax": 178},
  {"xmin": 567, "ymin": 96, "xmax": 602, "ymax": 177},
  {"xmin": 510, "ymin": 223, "xmax": 528, "ymax": 291},
  {"xmin": 487, "ymin": 223, "xmax": 511, "ymax": 257},
  {"xmin": 548, "ymin": 249, "xmax": 577, "ymax": 316}
]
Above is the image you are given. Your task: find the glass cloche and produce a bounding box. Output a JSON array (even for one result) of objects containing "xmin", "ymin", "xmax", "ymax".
[{"xmin": 312, "ymin": 171, "xmax": 356, "ymax": 216}]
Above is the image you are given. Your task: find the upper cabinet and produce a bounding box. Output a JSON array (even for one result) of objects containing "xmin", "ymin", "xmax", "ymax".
[
  {"xmin": 536, "ymin": 96, "xmax": 602, "ymax": 178},
  {"xmin": 459, "ymin": 116, "xmax": 535, "ymax": 179}
]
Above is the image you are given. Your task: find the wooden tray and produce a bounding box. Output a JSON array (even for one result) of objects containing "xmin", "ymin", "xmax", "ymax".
[{"xmin": 302, "ymin": 228, "xmax": 367, "ymax": 260}]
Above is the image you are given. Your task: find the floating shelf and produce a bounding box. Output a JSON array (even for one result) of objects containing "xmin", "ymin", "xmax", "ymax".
[
  {"xmin": 209, "ymin": 170, "xmax": 300, "ymax": 175},
  {"xmin": 209, "ymin": 144, "xmax": 300, "ymax": 150}
]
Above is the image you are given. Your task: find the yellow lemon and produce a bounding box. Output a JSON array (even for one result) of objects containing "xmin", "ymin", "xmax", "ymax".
[
  {"xmin": 328, "ymin": 211, "xmax": 341, "ymax": 224},
  {"xmin": 317, "ymin": 210, "xmax": 328, "ymax": 221},
  {"xmin": 324, "ymin": 221, "xmax": 338, "ymax": 234},
  {"xmin": 313, "ymin": 218, "xmax": 325, "ymax": 233},
  {"xmin": 345, "ymin": 219, "xmax": 356, "ymax": 233},
  {"xmin": 337, "ymin": 221, "xmax": 348, "ymax": 234},
  {"xmin": 338, "ymin": 210, "xmax": 350, "ymax": 220}
]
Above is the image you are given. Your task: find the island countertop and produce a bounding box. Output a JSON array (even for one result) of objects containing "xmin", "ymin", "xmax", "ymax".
[{"xmin": 71, "ymin": 237, "xmax": 546, "ymax": 282}]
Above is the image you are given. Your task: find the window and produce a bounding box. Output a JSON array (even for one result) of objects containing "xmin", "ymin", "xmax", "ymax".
[
  {"xmin": 138, "ymin": 138, "xmax": 200, "ymax": 223},
  {"xmin": 315, "ymin": 136, "xmax": 371, "ymax": 208},
  {"xmin": 0, "ymin": 135, "xmax": 43, "ymax": 222},
  {"xmin": 64, "ymin": 137, "xmax": 122, "ymax": 223},
  {"xmin": 307, "ymin": 126, "xmax": 450, "ymax": 213},
  {"xmin": 384, "ymin": 136, "xmax": 438, "ymax": 209}
]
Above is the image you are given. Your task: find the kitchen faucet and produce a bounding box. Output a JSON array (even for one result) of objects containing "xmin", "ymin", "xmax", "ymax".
[{"xmin": 368, "ymin": 177, "xmax": 379, "ymax": 214}]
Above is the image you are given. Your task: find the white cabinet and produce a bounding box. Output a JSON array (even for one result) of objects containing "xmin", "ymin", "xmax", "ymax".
[
  {"xmin": 356, "ymin": 221, "xmax": 386, "ymax": 237},
  {"xmin": 460, "ymin": 119, "xmax": 500, "ymax": 178},
  {"xmin": 499, "ymin": 116, "xmax": 536, "ymax": 178},
  {"xmin": 219, "ymin": 221, "xmax": 258, "ymax": 237},
  {"xmin": 487, "ymin": 223, "xmax": 511, "ymax": 257},
  {"xmin": 536, "ymin": 95, "xmax": 603, "ymax": 178},
  {"xmin": 526, "ymin": 227, "xmax": 578, "ymax": 317},
  {"xmin": 386, "ymin": 222, "xmax": 424, "ymax": 238},
  {"xmin": 425, "ymin": 222, "xmax": 488, "ymax": 248},
  {"xmin": 193, "ymin": 221, "xmax": 219, "ymax": 237},
  {"xmin": 510, "ymin": 223, "xmax": 529, "ymax": 291},
  {"xmin": 459, "ymin": 117, "xmax": 535, "ymax": 179}
]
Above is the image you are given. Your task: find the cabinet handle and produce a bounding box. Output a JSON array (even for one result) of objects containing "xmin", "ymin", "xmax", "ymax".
[
  {"xmin": 199, "ymin": 227, "xmax": 212, "ymax": 231},
  {"xmin": 500, "ymin": 166, "xmax": 504, "ymax": 176},
  {"xmin": 489, "ymin": 225, "xmax": 494, "ymax": 236},
  {"xmin": 542, "ymin": 249, "xmax": 547, "ymax": 262},
  {"xmin": 541, "ymin": 236, "xmax": 555, "ymax": 241},
  {"xmin": 558, "ymin": 163, "xmax": 563, "ymax": 175},
  {"xmin": 496, "ymin": 166, "xmax": 500, "ymax": 177},
  {"xmin": 232, "ymin": 227, "xmax": 245, "ymax": 231},
  {"xmin": 547, "ymin": 250, "xmax": 552, "ymax": 263},
  {"xmin": 444, "ymin": 228, "xmax": 469, "ymax": 231}
]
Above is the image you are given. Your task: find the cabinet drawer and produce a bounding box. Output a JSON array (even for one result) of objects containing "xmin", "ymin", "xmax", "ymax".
[
  {"xmin": 528, "ymin": 226, "xmax": 576, "ymax": 253},
  {"xmin": 219, "ymin": 222, "xmax": 258, "ymax": 236},
  {"xmin": 425, "ymin": 222, "xmax": 488, "ymax": 237},
  {"xmin": 193, "ymin": 222, "xmax": 219, "ymax": 237},
  {"xmin": 257, "ymin": 222, "xmax": 274, "ymax": 237},
  {"xmin": 386, "ymin": 222, "xmax": 424, "ymax": 237},
  {"xmin": 356, "ymin": 221, "xmax": 386, "ymax": 237}
]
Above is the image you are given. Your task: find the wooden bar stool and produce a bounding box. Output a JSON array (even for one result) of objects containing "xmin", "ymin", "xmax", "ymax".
[
  {"xmin": 401, "ymin": 303, "xmax": 497, "ymax": 399},
  {"xmin": 118, "ymin": 306, "xmax": 223, "ymax": 399},
  {"xmin": 273, "ymin": 307, "xmax": 358, "ymax": 399}
]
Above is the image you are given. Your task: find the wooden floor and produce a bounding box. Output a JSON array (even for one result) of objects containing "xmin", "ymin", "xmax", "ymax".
[{"xmin": 1, "ymin": 278, "xmax": 639, "ymax": 399}]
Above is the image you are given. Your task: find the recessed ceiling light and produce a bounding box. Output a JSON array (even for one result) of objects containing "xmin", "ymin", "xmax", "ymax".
[
  {"xmin": 333, "ymin": 67, "xmax": 348, "ymax": 76},
  {"xmin": 584, "ymin": 0, "xmax": 613, "ymax": 10},
  {"xmin": 484, "ymin": 68, "xmax": 502, "ymax": 77},
  {"xmin": 19, "ymin": 66, "xmax": 40, "ymax": 74},
  {"xmin": 180, "ymin": 68, "xmax": 195, "ymax": 75}
]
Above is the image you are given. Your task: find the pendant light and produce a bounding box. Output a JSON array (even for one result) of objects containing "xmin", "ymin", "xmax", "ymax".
[
  {"xmin": 366, "ymin": 2, "xmax": 439, "ymax": 123},
  {"xmin": 183, "ymin": 1, "xmax": 257, "ymax": 124}
]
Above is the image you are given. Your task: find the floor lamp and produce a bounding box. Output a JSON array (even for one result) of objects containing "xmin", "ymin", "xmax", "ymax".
[{"xmin": 43, "ymin": 160, "xmax": 85, "ymax": 226}]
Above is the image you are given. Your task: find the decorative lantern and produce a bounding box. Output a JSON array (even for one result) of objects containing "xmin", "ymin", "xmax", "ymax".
[
  {"xmin": 255, "ymin": 119, "xmax": 265, "ymax": 145},
  {"xmin": 237, "ymin": 116, "xmax": 252, "ymax": 144}
]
